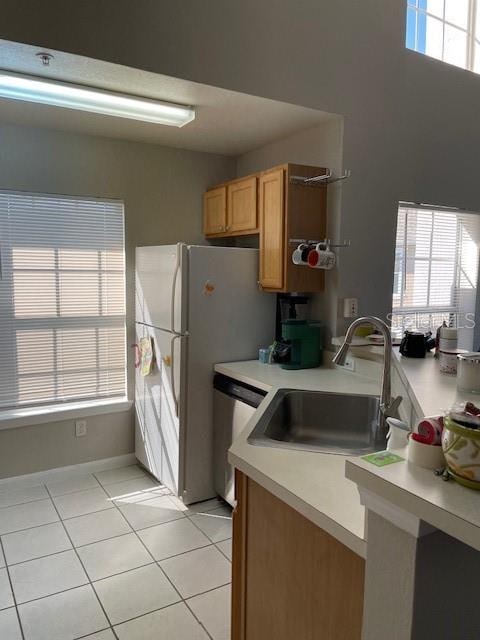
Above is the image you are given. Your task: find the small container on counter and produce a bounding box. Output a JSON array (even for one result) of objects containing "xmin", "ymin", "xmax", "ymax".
[
  {"xmin": 438, "ymin": 348, "xmax": 468, "ymax": 375},
  {"xmin": 439, "ymin": 325, "xmax": 458, "ymax": 352},
  {"xmin": 457, "ymin": 352, "xmax": 480, "ymax": 393},
  {"xmin": 407, "ymin": 436, "xmax": 445, "ymax": 470},
  {"xmin": 258, "ymin": 347, "xmax": 272, "ymax": 364}
]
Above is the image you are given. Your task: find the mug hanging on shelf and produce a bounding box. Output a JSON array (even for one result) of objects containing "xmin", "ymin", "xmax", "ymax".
[
  {"xmin": 290, "ymin": 238, "xmax": 349, "ymax": 270},
  {"xmin": 307, "ymin": 243, "xmax": 336, "ymax": 270},
  {"xmin": 292, "ymin": 243, "xmax": 311, "ymax": 265}
]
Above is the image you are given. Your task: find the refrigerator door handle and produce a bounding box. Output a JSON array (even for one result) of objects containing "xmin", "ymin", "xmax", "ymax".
[
  {"xmin": 170, "ymin": 333, "xmax": 181, "ymax": 417},
  {"xmin": 131, "ymin": 343, "xmax": 141, "ymax": 369},
  {"xmin": 171, "ymin": 243, "xmax": 184, "ymax": 334}
]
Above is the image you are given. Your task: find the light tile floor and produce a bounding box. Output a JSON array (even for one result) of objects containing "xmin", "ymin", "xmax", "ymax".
[{"xmin": 0, "ymin": 464, "xmax": 232, "ymax": 640}]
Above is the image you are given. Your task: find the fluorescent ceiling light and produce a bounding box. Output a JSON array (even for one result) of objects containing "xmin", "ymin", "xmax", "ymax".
[{"xmin": 0, "ymin": 71, "xmax": 195, "ymax": 127}]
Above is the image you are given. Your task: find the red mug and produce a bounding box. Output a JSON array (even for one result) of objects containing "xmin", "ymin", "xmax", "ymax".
[{"xmin": 307, "ymin": 246, "xmax": 320, "ymax": 267}]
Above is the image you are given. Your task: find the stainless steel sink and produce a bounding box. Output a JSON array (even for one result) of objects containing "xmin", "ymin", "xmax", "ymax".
[{"xmin": 248, "ymin": 389, "xmax": 384, "ymax": 455}]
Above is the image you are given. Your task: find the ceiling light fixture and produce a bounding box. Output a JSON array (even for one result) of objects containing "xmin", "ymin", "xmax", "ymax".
[{"xmin": 0, "ymin": 70, "xmax": 195, "ymax": 127}]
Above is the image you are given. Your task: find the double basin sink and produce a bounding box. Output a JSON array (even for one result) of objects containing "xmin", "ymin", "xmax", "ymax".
[{"xmin": 248, "ymin": 389, "xmax": 385, "ymax": 455}]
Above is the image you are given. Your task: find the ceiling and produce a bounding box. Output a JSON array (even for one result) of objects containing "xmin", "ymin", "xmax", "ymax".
[{"xmin": 0, "ymin": 39, "xmax": 335, "ymax": 156}]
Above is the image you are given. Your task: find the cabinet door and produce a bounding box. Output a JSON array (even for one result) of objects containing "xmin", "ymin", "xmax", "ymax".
[
  {"xmin": 259, "ymin": 169, "xmax": 284, "ymax": 289},
  {"xmin": 227, "ymin": 176, "xmax": 258, "ymax": 233},
  {"xmin": 232, "ymin": 471, "xmax": 365, "ymax": 640},
  {"xmin": 204, "ymin": 186, "xmax": 227, "ymax": 236}
]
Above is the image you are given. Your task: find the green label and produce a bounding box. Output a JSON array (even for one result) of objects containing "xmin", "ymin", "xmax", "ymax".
[{"xmin": 362, "ymin": 451, "xmax": 404, "ymax": 467}]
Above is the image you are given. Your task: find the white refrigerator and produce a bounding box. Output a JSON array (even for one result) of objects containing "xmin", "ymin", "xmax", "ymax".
[{"xmin": 134, "ymin": 243, "xmax": 275, "ymax": 504}]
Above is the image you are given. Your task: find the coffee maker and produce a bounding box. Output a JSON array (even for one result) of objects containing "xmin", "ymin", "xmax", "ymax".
[{"xmin": 273, "ymin": 294, "xmax": 322, "ymax": 370}]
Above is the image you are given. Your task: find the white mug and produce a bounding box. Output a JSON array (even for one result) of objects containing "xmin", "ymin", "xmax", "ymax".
[{"xmin": 292, "ymin": 243, "xmax": 309, "ymax": 265}]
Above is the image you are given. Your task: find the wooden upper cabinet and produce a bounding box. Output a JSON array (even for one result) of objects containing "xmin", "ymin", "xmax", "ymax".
[
  {"xmin": 259, "ymin": 168, "xmax": 285, "ymax": 290},
  {"xmin": 204, "ymin": 176, "xmax": 258, "ymax": 238},
  {"xmin": 228, "ymin": 176, "xmax": 258, "ymax": 233},
  {"xmin": 204, "ymin": 163, "xmax": 328, "ymax": 294},
  {"xmin": 259, "ymin": 163, "xmax": 327, "ymax": 293},
  {"xmin": 203, "ymin": 186, "xmax": 227, "ymax": 236}
]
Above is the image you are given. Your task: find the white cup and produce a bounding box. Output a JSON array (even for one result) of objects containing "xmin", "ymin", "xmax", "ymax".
[
  {"xmin": 292, "ymin": 243, "xmax": 309, "ymax": 265},
  {"xmin": 407, "ymin": 437, "xmax": 445, "ymax": 470}
]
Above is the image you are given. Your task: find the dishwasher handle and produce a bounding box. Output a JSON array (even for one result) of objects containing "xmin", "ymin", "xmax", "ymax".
[{"xmin": 213, "ymin": 373, "xmax": 267, "ymax": 409}]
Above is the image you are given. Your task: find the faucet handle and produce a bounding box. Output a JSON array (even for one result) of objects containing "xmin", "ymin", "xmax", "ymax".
[{"xmin": 383, "ymin": 395, "xmax": 403, "ymax": 420}]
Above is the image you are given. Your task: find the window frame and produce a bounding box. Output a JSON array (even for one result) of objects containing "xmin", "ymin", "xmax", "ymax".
[
  {"xmin": 391, "ymin": 203, "xmax": 480, "ymax": 342},
  {"xmin": 406, "ymin": 0, "xmax": 480, "ymax": 73},
  {"xmin": 0, "ymin": 190, "xmax": 128, "ymax": 420}
]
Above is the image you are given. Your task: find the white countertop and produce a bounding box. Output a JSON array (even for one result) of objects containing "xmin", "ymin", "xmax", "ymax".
[
  {"xmin": 346, "ymin": 349, "xmax": 480, "ymax": 552},
  {"xmin": 221, "ymin": 351, "xmax": 480, "ymax": 557},
  {"xmin": 219, "ymin": 360, "xmax": 381, "ymax": 557},
  {"xmin": 392, "ymin": 348, "xmax": 480, "ymax": 418}
]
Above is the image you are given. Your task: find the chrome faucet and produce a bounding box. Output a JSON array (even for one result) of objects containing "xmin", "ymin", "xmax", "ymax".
[{"xmin": 332, "ymin": 316, "xmax": 402, "ymax": 439}]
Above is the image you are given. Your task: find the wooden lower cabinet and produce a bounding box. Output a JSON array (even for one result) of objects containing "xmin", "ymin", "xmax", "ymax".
[{"xmin": 232, "ymin": 470, "xmax": 364, "ymax": 640}]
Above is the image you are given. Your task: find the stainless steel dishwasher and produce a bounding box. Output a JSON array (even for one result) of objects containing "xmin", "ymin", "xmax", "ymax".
[{"xmin": 213, "ymin": 373, "xmax": 267, "ymax": 506}]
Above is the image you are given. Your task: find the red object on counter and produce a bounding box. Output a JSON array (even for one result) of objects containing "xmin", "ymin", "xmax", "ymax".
[
  {"xmin": 417, "ymin": 417, "xmax": 444, "ymax": 445},
  {"xmin": 411, "ymin": 432, "xmax": 432, "ymax": 445}
]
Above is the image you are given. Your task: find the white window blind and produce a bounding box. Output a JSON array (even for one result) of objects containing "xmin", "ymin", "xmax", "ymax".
[
  {"xmin": 0, "ymin": 191, "xmax": 126, "ymax": 411},
  {"xmin": 392, "ymin": 204, "xmax": 480, "ymax": 348}
]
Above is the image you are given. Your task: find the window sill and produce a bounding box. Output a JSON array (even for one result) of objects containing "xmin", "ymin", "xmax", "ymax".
[{"xmin": 0, "ymin": 398, "xmax": 132, "ymax": 431}]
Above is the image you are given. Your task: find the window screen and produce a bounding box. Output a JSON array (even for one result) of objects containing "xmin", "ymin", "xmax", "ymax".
[
  {"xmin": 391, "ymin": 203, "xmax": 480, "ymax": 348},
  {"xmin": 0, "ymin": 191, "xmax": 126, "ymax": 410}
]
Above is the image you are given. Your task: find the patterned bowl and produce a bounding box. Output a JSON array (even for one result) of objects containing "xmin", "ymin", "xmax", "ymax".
[{"xmin": 442, "ymin": 417, "xmax": 480, "ymax": 489}]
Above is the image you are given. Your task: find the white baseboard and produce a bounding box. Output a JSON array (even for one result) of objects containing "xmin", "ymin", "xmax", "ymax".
[{"xmin": 0, "ymin": 453, "xmax": 137, "ymax": 488}]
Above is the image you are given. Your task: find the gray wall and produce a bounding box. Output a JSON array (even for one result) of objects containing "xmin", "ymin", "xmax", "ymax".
[
  {"xmin": 0, "ymin": 123, "xmax": 235, "ymax": 478},
  {"xmin": 3, "ymin": 0, "xmax": 480, "ymax": 335}
]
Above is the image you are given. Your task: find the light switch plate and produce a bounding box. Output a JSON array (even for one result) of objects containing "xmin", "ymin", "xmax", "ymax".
[{"xmin": 75, "ymin": 420, "xmax": 87, "ymax": 437}]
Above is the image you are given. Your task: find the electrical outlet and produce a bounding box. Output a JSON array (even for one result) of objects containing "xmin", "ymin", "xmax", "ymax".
[
  {"xmin": 75, "ymin": 420, "xmax": 87, "ymax": 437},
  {"xmin": 342, "ymin": 356, "xmax": 355, "ymax": 372},
  {"xmin": 344, "ymin": 297, "xmax": 358, "ymax": 318}
]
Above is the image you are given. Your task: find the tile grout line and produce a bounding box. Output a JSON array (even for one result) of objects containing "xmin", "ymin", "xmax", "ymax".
[
  {"xmin": 181, "ymin": 601, "xmax": 215, "ymax": 640},
  {"xmin": 0, "ymin": 536, "xmax": 26, "ymax": 640},
  {"xmin": 108, "ymin": 494, "xmax": 227, "ymax": 640},
  {"xmin": 13, "ymin": 579, "xmax": 91, "ymax": 607},
  {"xmin": 91, "ymin": 468, "xmax": 150, "ymax": 488},
  {"xmin": 4, "ymin": 467, "xmax": 232, "ymax": 638},
  {"xmin": 75, "ymin": 626, "xmax": 114, "ymax": 640},
  {"xmin": 44, "ymin": 484, "xmax": 120, "ymax": 640},
  {"xmin": 4, "ymin": 531, "xmax": 229, "ymax": 571},
  {"xmin": 0, "ymin": 465, "xmax": 155, "ymax": 510},
  {"xmin": 0, "ymin": 474, "xmax": 131, "ymax": 510},
  {"xmin": 6, "ymin": 547, "xmax": 75, "ymax": 570},
  {"xmin": 0, "ymin": 495, "xmax": 51, "ymax": 512},
  {"xmin": 105, "ymin": 486, "xmax": 216, "ymax": 638},
  {"xmin": 87, "ymin": 480, "xmax": 198, "ymax": 637},
  {"xmin": 0, "ymin": 507, "xmax": 111, "ymax": 538},
  {"xmin": 0, "ymin": 495, "xmax": 228, "ymax": 540},
  {"xmin": 167, "ymin": 496, "xmax": 232, "ymax": 639},
  {"xmin": 1, "ymin": 498, "xmax": 231, "ymax": 567},
  {"xmin": 0, "ymin": 486, "xmax": 173, "ymax": 538},
  {"xmin": 182, "ymin": 501, "xmax": 233, "ymax": 546},
  {"xmin": 214, "ymin": 541, "xmax": 232, "ymax": 562}
]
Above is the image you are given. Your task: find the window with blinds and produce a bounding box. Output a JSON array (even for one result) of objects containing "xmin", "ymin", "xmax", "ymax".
[
  {"xmin": 0, "ymin": 191, "xmax": 126, "ymax": 411},
  {"xmin": 391, "ymin": 203, "xmax": 480, "ymax": 348}
]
